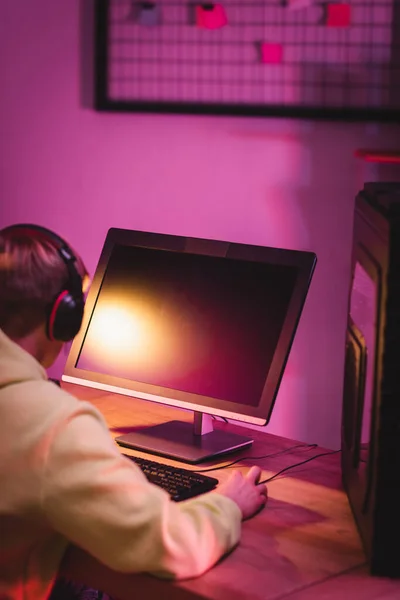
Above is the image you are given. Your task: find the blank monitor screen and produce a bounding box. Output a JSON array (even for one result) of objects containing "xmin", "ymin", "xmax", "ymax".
[
  {"xmin": 64, "ymin": 229, "xmax": 316, "ymax": 462},
  {"xmin": 77, "ymin": 244, "xmax": 298, "ymax": 408}
]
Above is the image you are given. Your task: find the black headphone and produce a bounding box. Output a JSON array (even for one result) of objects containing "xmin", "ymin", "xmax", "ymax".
[{"xmin": 2, "ymin": 224, "xmax": 85, "ymax": 342}]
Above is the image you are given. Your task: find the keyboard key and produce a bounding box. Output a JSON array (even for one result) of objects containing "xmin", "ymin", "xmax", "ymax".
[{"xmin": 123, "ymin": 454, "xmax": 218, "ymax": 501}]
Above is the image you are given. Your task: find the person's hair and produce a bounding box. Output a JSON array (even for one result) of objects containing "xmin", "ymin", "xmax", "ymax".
[{"xmin": 0, "ymin": 227, "xmax": 88, "ymax": 338}]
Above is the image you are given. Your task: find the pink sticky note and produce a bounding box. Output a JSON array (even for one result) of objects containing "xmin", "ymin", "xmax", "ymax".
[
  {"xmin": 196, "ymin": 4, "xmax": 227, "ymax": 29},
  {"xmin": 326, "ymin": 3, "xmax": 351, "ymax": 27},
  {"xmin": 260, "ymin": 43, "xmax": 283, "ymax": 65}
]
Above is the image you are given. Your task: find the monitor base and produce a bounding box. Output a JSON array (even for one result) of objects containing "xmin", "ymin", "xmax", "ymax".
[{"xmin": 115, "ymin": 419, "xmax": 253, "ymax": 464}]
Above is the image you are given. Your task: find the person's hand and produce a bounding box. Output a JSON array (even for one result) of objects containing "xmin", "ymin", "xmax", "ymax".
[{"xmin": 215, "ymin": 466, "xmax": 267, "ymax": 520}]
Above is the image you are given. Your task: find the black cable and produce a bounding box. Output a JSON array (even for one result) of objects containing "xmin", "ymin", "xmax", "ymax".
[
  {"xmin": 212, "ymin": 415, "xmax": 229, "ymax": 423},
  {"xmin": 259, "ymin": 449, "xmax": 341, "ymax": 484},
  {"xmin": 193, "ymin": 443, "xmax": 318, "ymax": 474}
]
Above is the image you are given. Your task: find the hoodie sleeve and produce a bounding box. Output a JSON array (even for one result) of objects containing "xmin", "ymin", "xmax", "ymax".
[{"xmin": 40, "ymin": 402, "xmax": 242, "ymax": 580}]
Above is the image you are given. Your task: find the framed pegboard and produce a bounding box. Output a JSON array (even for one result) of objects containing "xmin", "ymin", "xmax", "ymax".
[{"xmin": 95, "ymin": 0, "xmax": 400, "ymax": 121}]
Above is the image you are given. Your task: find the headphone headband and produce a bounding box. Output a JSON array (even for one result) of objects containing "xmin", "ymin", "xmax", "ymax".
[
  {"xmin": 1, "ymin": 223, "xmax": 85, "ymax": 342},
  {"xmin": 2, "ymin": 223, "xmax": 75, "ymax": 259}
]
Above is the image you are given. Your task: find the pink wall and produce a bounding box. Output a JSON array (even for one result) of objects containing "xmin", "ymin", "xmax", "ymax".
[{"xmin": 1, "ymin": 0, "xmax": 399, "ymax": 449}]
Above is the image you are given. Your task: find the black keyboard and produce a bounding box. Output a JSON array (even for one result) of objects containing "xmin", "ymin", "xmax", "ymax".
[{"xmin": 123, "ymin": 454, "xmax": 219, "ymax": 502}]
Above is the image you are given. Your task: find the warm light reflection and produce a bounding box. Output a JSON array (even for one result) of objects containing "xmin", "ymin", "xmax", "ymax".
[
  {"xmin": 85, "ymin": 299, "xmax": 159, "ymax": 370},
  {"xmin": 82, "ymin": 275, "xmax": 91, "ymax": 294},
  {"xmin": 80, "ymin": 291, "xmax": 211, "ymax": 386},
  {"xmin": 89, "ymin": 304, "xmax": 146, "ymax": 353}
]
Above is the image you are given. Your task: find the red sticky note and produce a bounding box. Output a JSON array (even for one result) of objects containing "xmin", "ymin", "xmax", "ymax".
[
  {"xmin": 260, "ymin": 43, "xmax": 283, "ymax": 64},
  {"xmin": 326, "ymin": 3, "xmax": 351, "ymax": 27},
  {"xmin": 196, "ymin": 4, "xmax": 227, "ymax": 29}
]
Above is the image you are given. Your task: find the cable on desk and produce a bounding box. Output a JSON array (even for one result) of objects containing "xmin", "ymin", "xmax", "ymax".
[
  {"xmin": 259, "ymin": 449, "xmax": 341, "ymax": 484},
  {"xmin": 193, "ymin": 443, "xmax": 318, "ymax": 474},
  {"xmin": 212, "ymin": 415, "xmax": 229, "ymax": 423}
]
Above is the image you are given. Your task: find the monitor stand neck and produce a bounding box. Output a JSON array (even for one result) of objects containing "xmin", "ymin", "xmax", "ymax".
[
  {"xmin": 193, "ymin": 411, "xmax": 214, "ymax": 435},
  {"xmin": 116, "ymin": 410, "xmax": 254, "ymax": 464}
]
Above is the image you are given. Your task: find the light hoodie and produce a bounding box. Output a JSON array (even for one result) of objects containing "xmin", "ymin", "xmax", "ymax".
[{"xmin": 0, "ymin": 329, "xmax": 242, "ymax": 600}]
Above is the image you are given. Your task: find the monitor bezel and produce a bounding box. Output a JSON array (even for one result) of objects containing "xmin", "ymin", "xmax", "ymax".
[{"xmin": 63, "ymin": 228, "xmax": 317, "ymax": 426}]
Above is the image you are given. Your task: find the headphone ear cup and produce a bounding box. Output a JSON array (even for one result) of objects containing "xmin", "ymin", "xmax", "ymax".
[{"xmin": 47, "ymin": 291, "xmax": 84, "ymax": 342}]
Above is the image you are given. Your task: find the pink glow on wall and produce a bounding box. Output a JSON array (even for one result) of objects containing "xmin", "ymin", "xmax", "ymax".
[{"xmin": 1, "ymin": 0, "xmax": 400, "ymax": 449}]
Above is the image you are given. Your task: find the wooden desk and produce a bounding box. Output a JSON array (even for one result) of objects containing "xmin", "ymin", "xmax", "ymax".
[{"xmin": 59, "ymin": 384, "xmax": 400, "ymax": 600}]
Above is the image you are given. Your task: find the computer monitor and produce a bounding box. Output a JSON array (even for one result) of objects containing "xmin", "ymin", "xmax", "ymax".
[{"xmin": 63, "ymin": 229, "xmax": 316, "ymax": 463}]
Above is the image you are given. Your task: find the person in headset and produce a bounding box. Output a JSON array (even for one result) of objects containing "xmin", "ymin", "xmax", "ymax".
[{"xmin": 0, "ymin": 224, "xmax": 268, "ymax": 600}]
